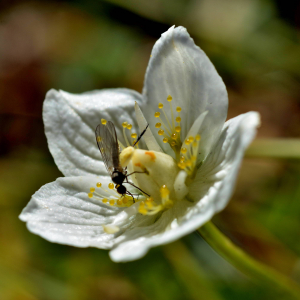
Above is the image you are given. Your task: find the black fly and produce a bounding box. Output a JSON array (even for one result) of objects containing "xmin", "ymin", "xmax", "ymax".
[{"xmin": 95, "ymin": 121, "xmax": 150, "ymax": 200}]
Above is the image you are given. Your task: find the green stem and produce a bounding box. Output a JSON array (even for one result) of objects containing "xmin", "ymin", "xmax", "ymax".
[
  {"xmin": 198, "ymin": 221, "xmax": 300, "ymax": 300},
  {"xmin": 246, "ymin": 139, "xmax": 300, "ymax": 159}
]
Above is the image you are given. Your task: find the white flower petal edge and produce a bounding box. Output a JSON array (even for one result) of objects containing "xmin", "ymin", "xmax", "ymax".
[
  {"xmin": 109, "ymin": 112, "xmax": 260, "ymax": 262},
  {"xmin": 142, "ymin": 26, "xmax": 228, "ymax": 161},
  {"xmin": 44, "ymin": 88, "xmax": 143, "ymax": 177}
]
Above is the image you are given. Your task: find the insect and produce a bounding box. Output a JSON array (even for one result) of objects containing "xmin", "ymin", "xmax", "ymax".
[{"xmin": 95, "ymin": 121, "xmax": 150, "ymax": 200}]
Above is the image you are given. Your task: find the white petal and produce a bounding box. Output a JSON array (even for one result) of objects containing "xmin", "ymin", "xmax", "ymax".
[
  {"xmin": 189, "ymin": 112, "xmax": 261, "ymax": 211},
  {"xmin": 43, "ymin": 88, "xmax": 143, "ymax": 176},
  {"xmin": 142, "ymin": 26, "xmax": 228, "ymax": 159},
  {"xmin": 19, "ymin": 176, "xmax": 120, "ymax": 248},
  {"xmin": 110, "ymin": 112, "xmax": 260, "ymax": 262}
]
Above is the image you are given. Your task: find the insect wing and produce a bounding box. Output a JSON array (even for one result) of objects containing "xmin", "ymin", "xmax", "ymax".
[{"xmin": 95, "ymin": 121, "xmax": 120, "ymax": 174}]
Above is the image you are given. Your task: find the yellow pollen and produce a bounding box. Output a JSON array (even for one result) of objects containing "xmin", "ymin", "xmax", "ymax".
[
  {"xmin": 109, "ymin": 199, "xmax": 115, "ymax": 206},
  {"xmin": 158, "ymin": 129, "xmax": 164, "ymax": 135},
  {"xmin": 176, "ymin": 116, "xmax": 181, "ymax": 122},
  {"xmin": 102, "ymin": 198, "xmax": 108, "ymax": 203},
  {"xmin": 117, "ymin": 199, "xmax": 123, "ymax": 205},
  {"xmin": 131, "ymin": 133, "xmax": 137, "ymax": 138},
  {"xmin": 90, "ymin": 187, "xmax": 95, "ymax": 193},
  {"xmin": 158, "ymin": 103, "xmax": 163, "ymax": 109},
  {"xmin": 175, "ymin": 126, "xmax": 181, "ymax": 132},
  {"xmin": 155, "ymin": 122, "xmax": 161, "ymax": 128},
  {"xmin": 88, "ymin": 192, "xmax": 93, "ymax": 198},
  {"xmin": 154, "ymin": 112, "xmax": 160, "ymax": 118},
  {"xmin": 97, "ymin": 136, "xmax": 102, "ymax": 142},
  {"xmin": 122, "ymin": 122, "xmax": 128, "ymax": 128},
  {"xmin": 126, "ymin": 124, "xmax": 132, "ymax": 130},
  {"xmin": 167, "ymin": 95, "xmax": 172, "ymax": 102},
  {"xmin": 176, "ymin": 107, "xmax": 181, "ymax": 112},
  {"xmin": 171, "ymin": 133, "xmax": 177, "ymax": 140},
  {"xmin": 181, "ymin": 147, "xmax": 187, "ymax": 154},
  {"xmin": 101, "ymin": 119, "xmax": 107, "ymax": 125},
  {"xmin": 171, "ymin": 141, "xmax": 176, "ymax": 147},
  {"xmin": 185, "ymin": 139, "xmax": 191, "ymax": 145},
  {"xmin": 163, "ymin": 138, "xmax": 168, "ymax": 143},
  {"xmin": 108, "ymin": 183, "xmax": 114, "ymax": 189},
  {"xmin": 96, "ymin": 182, "xmax": 102, "ymax": 188},
  {"xmin": 196, "ymin": 134, "xmax": 201, "ymax": 141}
]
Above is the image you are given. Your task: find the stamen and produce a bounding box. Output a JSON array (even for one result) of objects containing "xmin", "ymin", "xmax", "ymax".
[
  {"xmin": 163, "ymin": 138, "xmax": 168, "ymax": 143},
  {"xmin": 96, "ymin": 182, "xmax": 102, "ymax": 188},
  {"xmin": 158, "ymin": 129, "xmax": 164, "ymax": 136},
  {"xmin": 108, "ymin": 183, "xmax": 114, "ymax": 189},
  {"xmin": 101, "ymin": 118, "xmax": 107, "ymax": 125},
  {"xmin": 155, "ymin": 122, "xmax": 161, "ymax": 128},
  {"xmin": 122, "ymin": 122, "xmax": 130, "ymax": 147}
]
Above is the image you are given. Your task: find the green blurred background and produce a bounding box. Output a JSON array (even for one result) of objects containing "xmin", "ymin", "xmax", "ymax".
[{"xmin": 1, "ymin": 0, "xmax": 300, "ymax": 299}]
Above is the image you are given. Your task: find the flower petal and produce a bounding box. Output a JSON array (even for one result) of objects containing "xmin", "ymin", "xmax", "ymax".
[
  {"xmin": 109, "ymin": 112, "xmax": 260, "ymax": 262},
  {"xmin": 142, "ymin": 26, "xmax": 228, "ymax": 159},
  {"xmin": 43, "ymin": 88, "xmax": 143, "ymax": 176},
  {"xmin": 19, "ymin": 175, "xmax": 155, "ymax": 249},
  {"xmin": 189, "ymin": 112, "xmax": 261, "ymax": 211}
]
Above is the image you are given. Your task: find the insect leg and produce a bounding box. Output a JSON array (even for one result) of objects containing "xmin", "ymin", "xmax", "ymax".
[{"xmin": 125, "ymin": 181, "xmax": 150, "ymax": 197}]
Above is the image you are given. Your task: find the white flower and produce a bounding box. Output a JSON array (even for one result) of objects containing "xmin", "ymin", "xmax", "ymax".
[{"xmin": 19, "ymin": 26, "xmax": 260, "ymax": 262}]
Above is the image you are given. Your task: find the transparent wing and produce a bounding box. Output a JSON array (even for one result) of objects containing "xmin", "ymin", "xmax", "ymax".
[{"xmin": 95, "ymin": 121, "xmax": 120, "ymax": 175}]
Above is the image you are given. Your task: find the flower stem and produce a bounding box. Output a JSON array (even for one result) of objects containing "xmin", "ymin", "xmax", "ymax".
[
  {"xmin": 198, "ymin": 221, "xmax": 300, "ymax": 300},
  {"xmin": 246, "ymin": 139, "xmax": 300, "ymax": 159}
]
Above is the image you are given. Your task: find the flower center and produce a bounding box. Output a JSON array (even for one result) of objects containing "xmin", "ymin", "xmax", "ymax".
[{"xmin": 154, "ymin": 95, "xmax": 183, "ymax": 158}]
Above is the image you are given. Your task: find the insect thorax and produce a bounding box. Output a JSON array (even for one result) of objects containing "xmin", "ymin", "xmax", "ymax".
[{"xmin": 111, "ymin": 170, "xmax": 126, "ymax": 185}]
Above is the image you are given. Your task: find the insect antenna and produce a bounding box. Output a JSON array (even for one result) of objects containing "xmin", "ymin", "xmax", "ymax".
[{"xmin": 133, "ymin": 124, "xmax": 149, "ymax": 147}]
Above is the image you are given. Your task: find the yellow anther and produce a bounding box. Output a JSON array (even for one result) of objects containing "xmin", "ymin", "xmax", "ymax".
[
  {"xmin": 180, "ymin": 155, "xmax": 185, "ymax": 161},
  {"xmin": 163, "ymin": 138, "xmax": 168, "ymax": 143},
  {"xmin": 122, "ymin": 122, "xmax": 128, "ymax": 128},
  {"xmin": 96, "ymin": 182, "xmax": 102, "ymax": 188},
  {"xmin": 101, "ymin": 119, "xmax": 107, "ymax": 125},
  {"xmin": 189, "ymin": 136, "xmax": 194, "ymax": 142},
  {"xmin": 175, "ymin": 126, "xmax": 181, "ymax": 132},
  {"xmin": 109, "ymin": 199, "xmax": 115, "ymax": 206},
  {"xmin": 196, "ymin": 134, "xmax": 201, "ymax": 141},
  {"xmin": 167, "ymin": 95, "xmax": 172, "ymax": 102},
  {"xmin": 158, "ymin": 103, "xmax": 164, "ymax": 109},
  {"xmin": 102, "ymin": 198, "xmax": 108, "ymax": 203},
  {"xmin": 131, "ymin": 133, "xmax": 137, "ymax": 138},
  {"xmin": 171, "ymin": 141, "xmax": 176, "ymax": 147},
  {"xmin": 146, "ymin": 197, "xmax": 154, "ymax": 202},
  {"xmin": 185, "ymin": 139, "xmax": 191, "ymax": 145},
  {"xmin": 178, "ymin": 162, "xmax": 186, "ymax": 169},
  {"xmin": 158, "ymin": 129, "xmax": 164, "ymax": 135},
  {"xmin": 176, "ymin": 107, "xmax": 182, "ymax": 112},
  {"xmin": 171, "ymin": 133, "xmax": 177, "ymax": 140},
  {"xmin": 126, "ymin": 124, "xmax": 132, "ymax": 130},
  {"xmin": 97, "ymin": 136, "xmax": 102, "ymax": 142},
  {"xmin": 108, "ymin": 183, "xmax": 114, "ymax": 189},
  {"xmin": 90, "ymin": 187, "xmax": 95, "ymax": 193},
  {"xmin": 160, "ymin": 185, "xmax": 170, "ymax": 198},
  {"xmin": 117, "ymin": 199, "xmax": 123, "ymax": 205},
  {"xmin": 139, "ymin": 207, "xmax": 148, "ymax": 215},
  {"xmin": 123, "ymin": 198, "xmax": 128, "ymax": 204},
  {"xmin": 88, "ymin": 193, "xmax": 93, "ymax": 198},
  {"xmin": 181, "ymin": 147, "xmax": 187, "ymax": 154},
  {"xmin": 154, "ymin": 112, "xmax": 160, "ymax": 118},
  {"xmin": 176, "ymin": 116, "xmax": 181, "ymax": 122},
  {"xmin": 186, "ymin": 160, "xmax": 192, "ymax": 167},
  {"xmin": 155, "ymin": 122, "xmax": 161, "ymax": 128}
]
